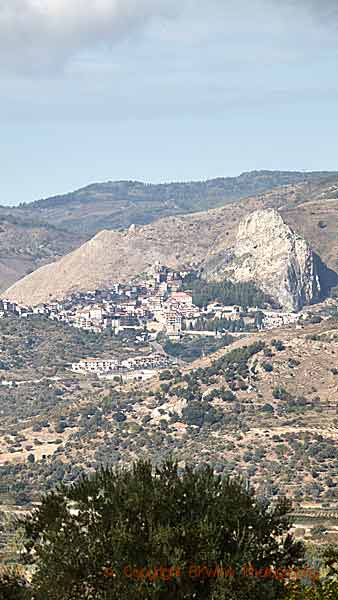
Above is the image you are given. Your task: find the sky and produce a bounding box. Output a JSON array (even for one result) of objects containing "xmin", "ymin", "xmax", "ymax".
[{"xmin": 1, "ymin": 0, "xmax": 338, "ymax": 205}]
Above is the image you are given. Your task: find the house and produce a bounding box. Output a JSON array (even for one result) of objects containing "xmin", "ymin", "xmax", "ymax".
[
  {"xmin": 165, "ymin": 310, "xmax": 182, "ymax": 336},
  {"xmin": 170, "ymin": 291, "xmax": 193, "ymax": 306},
  {"xmin": 72, "ymin": 359, "xmax": 121, "ymax": 374}
]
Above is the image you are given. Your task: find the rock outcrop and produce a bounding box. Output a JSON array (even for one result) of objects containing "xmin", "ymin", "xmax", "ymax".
[
  {"xmin": 2, "ymin": 207, "xmax": 242, "ymax": 306},
  {"xmin": 203, "ymin": 208, "xmax": 322, "ymax": 311},
  {"xmin": 2, "ymin": 205, "xmax": 328, "ymax": 311}
]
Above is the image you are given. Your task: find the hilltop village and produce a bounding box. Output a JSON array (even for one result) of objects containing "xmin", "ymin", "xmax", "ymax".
[
  {"xmin": 0, "ymin": 264, "xmax": 328, "ymax": 381},
  {"xmin": 0, "ymin": 264, "xmax": 304, "ymax": 333}
]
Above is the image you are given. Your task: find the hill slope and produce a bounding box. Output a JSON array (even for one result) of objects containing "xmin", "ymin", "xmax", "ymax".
[
  {"xmin": 2, "ymin": 313, "xmax": 338, "ymax": 518},
  {"xmin": 18, "ymin": 170, "xmax": 336, "ymax": 235},
  {"xmin": 3, "ymin": 206, "xmax": 244, "ymax": 305},
  {"xmin": 5, "ymin": 178, "xmax": 338, "ymax": 307},
  {"xmin": 1, "ymin": 171, "xmax": 338, "ymax": 298},
  {"xmin": 0, "ymin": 219, "xmax": 84, "ymax": 292}
]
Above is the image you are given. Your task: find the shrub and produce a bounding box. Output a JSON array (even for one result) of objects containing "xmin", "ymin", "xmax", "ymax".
[
  {"xmin": 262, "ymin": 362, "xmax": 273, "ymax": 372},
  {"xmin": 273, "ymin": 387, "xmax": 290, "ymax": 401}
]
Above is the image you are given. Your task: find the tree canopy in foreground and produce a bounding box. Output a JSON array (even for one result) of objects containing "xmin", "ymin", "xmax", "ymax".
[{"xmin": 6, "ymin": 459, "xmax": 306, "ymax": 599}]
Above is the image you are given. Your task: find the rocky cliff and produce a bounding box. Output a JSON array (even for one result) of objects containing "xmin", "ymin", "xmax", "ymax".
[
  {"xmin": 203, "ymin": 208, "xmax": 322, "ymax": 311},
  {"xmin": 2, "ymin": 206, "xmax": 242, "ymax": 306},
  {"xmin": 2, "ymin": 206, "xmax": 331, "ymax": 310}
]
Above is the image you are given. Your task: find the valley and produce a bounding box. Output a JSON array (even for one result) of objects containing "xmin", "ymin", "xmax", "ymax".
[{"xmin": 2, "ymin": 171, "xmax": 338, "ymax": 571}]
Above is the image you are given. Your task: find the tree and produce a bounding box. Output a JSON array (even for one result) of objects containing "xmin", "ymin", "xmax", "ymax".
[
  {"xmin": 23, "ymin": 459, "xmax": 304, "ymax": 600},
  {"xmin": 0, "ymin": 568, "xmax": 31, "ymax": 600}
]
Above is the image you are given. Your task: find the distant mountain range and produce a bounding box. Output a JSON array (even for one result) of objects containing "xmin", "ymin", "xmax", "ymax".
[
  {"xmin": 4, "ymin": 173, "xmax": 338, "ymax": 307},
  {"xmin": 0, "ymin": 170, "xmax": 337, "ymax": 294},
  {"xmin": 19, "ymin": 170, "xmax": 337, "ymax": 235}
]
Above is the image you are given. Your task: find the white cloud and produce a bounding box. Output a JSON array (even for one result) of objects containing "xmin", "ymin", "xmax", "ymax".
[
  {"xmin": 0, "ymin": 0, "xmax": 336, "ymax": 76},
  {"xmin": 0, "ymin": 0, "xmax": 184, "ymax": 73}
]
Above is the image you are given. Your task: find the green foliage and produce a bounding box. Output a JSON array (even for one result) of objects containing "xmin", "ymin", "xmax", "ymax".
[
  {"xmin": 273, "ymin": 387, "xmax": 290, "ymax": 401},
  {"xmin": 272, "ymin": 340, "xmax": 286, "ymax": 352},
  {"xmin": 221, "ymin": 390, "xmax": 236, "ymax": 402},
  {"xmin": 159, "ymin": 370, "xmax": 172, "ymax": 381},
  {"xmin": 182, "ymin": 401, "xmax": 224, "ymax": 427},
  {"xmin": 28, "ymin": 171, "xmax": 323, "ymax": 235},
  {"xmin": 183, "ymin": 276, "xmax": 269, "ymax": 309},
  {"xmin": 23, "ymin": 459, "xmax": 304, "ymax": 599},
  {"xmin": 0, "ymin": 568, "xmax": 31, "ymax": 599},
  {"xmin": 163, "ymin": 335, "xmax": 233, "ymax": 363},
  {"xmin": 189, "ymin": 316, "xmax": 248, "ymax": 333}
]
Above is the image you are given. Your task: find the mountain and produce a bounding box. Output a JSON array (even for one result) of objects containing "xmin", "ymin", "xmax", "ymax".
[
  {"xmin": 0, "ymin": 218, "xmax": 85, "ymax": 292},
  {"xmin": 203, "ymin": 209, "xmax": 322, "ymax": 311},
  {"xmin": 1, "ymin": 170, "xmax": 338, "ymax": 299},
  {"xmin": 4, "ymin": 203, "xmax": 338, "ymax": 309},
  {"xmin": 2, "ymin": 207, "xmax": 241, "ymax": 305},
  {"xmin": 16, "ymin": 170, "xmax": 336, "ymax": 236}
]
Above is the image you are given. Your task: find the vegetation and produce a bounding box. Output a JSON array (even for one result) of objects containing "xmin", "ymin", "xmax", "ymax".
[
  {"xmin": 0, "ymin": 313, "xmax": 148, "ymax": 378},
  {"xmin": 182, "ymin": 275, "xmax": 270, "ymax": 309},
  {"xmin": 16, "ymin": 459, "xmax": 304, "ymax": 599},
  {"xmin": 25, "ymin": 171, "xmax": 325, "ymax": 235},
  {"xmin": 2, "ymin": 317, "xmax": 338, "ymax": 539},
  {"xmin": 162, "ymin": 334, "xmax": 234, "ymax": 362},
  {"xmin": 188, "ymin": 316, "xmax": 248, "ymax": 333}
]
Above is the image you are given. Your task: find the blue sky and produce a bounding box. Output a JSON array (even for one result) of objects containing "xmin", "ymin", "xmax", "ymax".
[{"xmin": 1, "ymin": 0, "xmax": 338, "ymax": 205}]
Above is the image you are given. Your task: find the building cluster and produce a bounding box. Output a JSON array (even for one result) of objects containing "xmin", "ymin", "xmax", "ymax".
[
  {"xmin": 0, "ymin": 265, "xmax": 201, "ymax": 339},
  {"xmin": 260, "ymin": 310, "xmax": 301, "ymax": 329},
  {"xmin": 247, "ymin": 308, "xmax": 302, "ymax": 330},
  {"xmin": 0, "ymin": 265, "xmax": 311, "ymax": 340},
  {"xmin": 71, "ymin": 353, "xmax": 170, "ymax": 377}
]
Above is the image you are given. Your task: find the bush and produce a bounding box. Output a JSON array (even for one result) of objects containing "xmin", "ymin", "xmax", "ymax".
[
  {"xmin": 159, "ymin": 370, "xmax": 172, "ymax": 381},
  {"xmin": 113, "ymin": 412, "xmax": 127, "ymax": 423},
  {"xmin": 221, "ymin": 390, "xmax": 237, "ymax": 402},
  {"xmin": 0, "ymin": 568, "xmax": 31, "ymax": 599},
  {"xmin": 273, "ymin": 387, "xmax": 290, "ymax": 401},
  {"xmin": 262, "ymin": 362, "xmax": 273, "ymax": 372},
  {"xmin": 272, "ymin": 340, "xmax": 285, "ymax": 352}
]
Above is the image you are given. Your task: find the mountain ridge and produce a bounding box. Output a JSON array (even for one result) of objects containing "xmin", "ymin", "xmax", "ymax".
[
  {"xmin": 15, "ymin": 170, "xmax": 338, "ymax": 236},
  {"xmin": 4, "ymin": 205, "xmax": 338, "ymax": 309},
  {"xmin": 1, "ymin": 170, "xmax": 338, "ymax": 296}
]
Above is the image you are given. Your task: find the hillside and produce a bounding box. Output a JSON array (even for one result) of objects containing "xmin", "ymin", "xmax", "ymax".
[
  {"xmin": 22, "ymin": 170, "xmax": 335, "ymax": 235},
  {"xmin": 0, "ymin": 170, "xmax": 337, "ymax": 294},
  {"xmin": 2, "ymin": 311, "xmax": 338, "ymax": 525},
  {"xmin": 2, "ymin": 206, "xmax": 247, "ymax": 305},
  {"xmin": 1, "ymin": 171, "xmax": 338, "ymax": 299},
  {"xmin": 203, "ymin": 208, "xmax": 324, "ymax": 311},
  {"xmin": 5, "ymin": 184, "xmax": 338, "ymax": 307},
  {"xmin": 0, "ymin": 218, "xmax": 84, "ymax": 292}
]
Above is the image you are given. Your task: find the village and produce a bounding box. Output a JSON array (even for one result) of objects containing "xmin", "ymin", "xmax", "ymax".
[
  {"xmin": 0, "ymin": 265, "xmax": 310, "ymax": 337},
  {"xmin": 0, "ymin": 263, "xmax": 320, "ymax": 380},
  {"xmin": 0, "ymin": 264, "xmax": 304, "ymax": 335}
]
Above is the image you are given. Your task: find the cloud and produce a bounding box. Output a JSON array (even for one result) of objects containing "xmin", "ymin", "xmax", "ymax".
[
  {"xmin": 0, "ymin": 0, "xmax": 184, "ymax": 74},
  {"xmin": 275, "ymin": 0, "xmax": 338, "ymax": 23},
  {"xmin": 300, "ymin": 0, "xmax": 338, "ymax": 18},
  {"xmin": 0, "ymin": 0, "xmax": 336, "ymax": 76}
]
